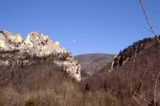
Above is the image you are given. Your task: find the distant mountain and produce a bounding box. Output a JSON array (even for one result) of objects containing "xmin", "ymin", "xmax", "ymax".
[{"xmin": 75, "ymin": 53, "xmax": 114, "ymax": 77}]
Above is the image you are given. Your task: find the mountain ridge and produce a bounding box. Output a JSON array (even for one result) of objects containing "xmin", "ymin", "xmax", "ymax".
[{"xmin": 75, "ymin": 53, "xmax": 114, "ymax": 76}]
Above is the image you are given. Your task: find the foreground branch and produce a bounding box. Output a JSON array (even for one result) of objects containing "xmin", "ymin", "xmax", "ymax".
[{"xmin": 139, "ymin": 0, "xmax": 160, "ymax": 43}]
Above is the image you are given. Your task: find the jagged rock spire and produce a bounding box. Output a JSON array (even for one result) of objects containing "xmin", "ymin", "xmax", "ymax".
[{"xmin": 0, "ymin": 30, "xmax": 81, "ymax": 81}]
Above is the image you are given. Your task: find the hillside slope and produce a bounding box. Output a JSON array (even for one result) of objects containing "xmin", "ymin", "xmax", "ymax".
[
  {"xmin": 82, "ymin": 35, "xmax": 160, "ymax": 106},
  {"xmin": 75, "ymin": 53, "xmax": 114, "ymax": 76}
]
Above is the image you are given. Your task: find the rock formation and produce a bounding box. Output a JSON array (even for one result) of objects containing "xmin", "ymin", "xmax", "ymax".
[
  {"xmin": 0, "ymin": 30, "xmax": 81, "ymax": 81},
  {"xmin": 110, "ymin": 35, "xmax": 160, "ymax": 70}
]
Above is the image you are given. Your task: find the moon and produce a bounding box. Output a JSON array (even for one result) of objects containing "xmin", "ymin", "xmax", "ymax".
[{"xmin": 72, "ymin": 40, "xmax": 76, "ymax": 43}]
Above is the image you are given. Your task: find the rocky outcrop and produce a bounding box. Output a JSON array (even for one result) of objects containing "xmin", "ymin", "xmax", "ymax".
[
  {"xmin": 0, "ymin": 31, "xmax": 81, "ymax": 81},
  {"xmin": 110, "ymin": 35, "xmax": 160, "ymax": 70}
]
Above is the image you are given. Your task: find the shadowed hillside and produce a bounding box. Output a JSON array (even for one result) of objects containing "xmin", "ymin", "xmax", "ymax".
[
  {"xmin": 82, "ymin": 35, "xmax": 160, "ymax": 106},
  {"xmin": 110, "ymin": 36, "xmax": 160, "ymax": 69}
]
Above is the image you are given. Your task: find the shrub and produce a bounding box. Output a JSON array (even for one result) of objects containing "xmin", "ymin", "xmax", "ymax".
[{"xmin": 25, "ymin": 99, "xmax": 35, "ymax": 106}]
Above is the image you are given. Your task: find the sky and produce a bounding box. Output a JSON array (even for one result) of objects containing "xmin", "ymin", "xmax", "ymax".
[{"xmin": 0, "ymin": 0, "xmax": 160, "ymax": 55}]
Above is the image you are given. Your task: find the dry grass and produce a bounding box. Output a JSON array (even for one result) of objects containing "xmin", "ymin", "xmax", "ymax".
[
  {"xmin": 0, "ymin": 61, "xmax": 117, "ymax": 106},
  {"xmin": 0, "ymin": 80, "xmax": 117, "ymax": 106}
]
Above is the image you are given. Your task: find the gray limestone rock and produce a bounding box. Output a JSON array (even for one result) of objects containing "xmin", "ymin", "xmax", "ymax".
[{"xmin": 0, "ymin": 31, "xmax": 81, "ymax": 81}]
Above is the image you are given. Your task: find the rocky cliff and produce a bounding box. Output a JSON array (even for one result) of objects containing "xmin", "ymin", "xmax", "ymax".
[
  {"xmin": 0, "ymin": 31, "xmax": 81, "ymax": 82},
  {"xmin": 110, "ymin": 35, "xmax": 160, "ymax": 70}
]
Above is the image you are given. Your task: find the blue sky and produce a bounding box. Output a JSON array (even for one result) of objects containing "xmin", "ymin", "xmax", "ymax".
[{"xmin": 0, "ymin": 0, "xmax": 160, "ymax": 55}]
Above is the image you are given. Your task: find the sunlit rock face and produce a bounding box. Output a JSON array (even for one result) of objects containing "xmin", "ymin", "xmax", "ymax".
[{"xmin": 0, "ymin": 31, "xmax": 81, "ymax": 81}]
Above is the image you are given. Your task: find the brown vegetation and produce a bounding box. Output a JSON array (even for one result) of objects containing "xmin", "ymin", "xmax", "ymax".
[
  {"xmin": 82, "ymin": 36, "xmax": 160, "ymax": 106},
  {"xmin": 0, "ymin": 57, "xmax": 117, "ymax": 106},
  {"xmin": 0, "ymin": 84, "xmax": 117, "ymax": 106}
]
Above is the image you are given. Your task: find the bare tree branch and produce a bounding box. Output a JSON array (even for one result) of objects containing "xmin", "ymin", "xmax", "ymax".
[
  {"xmin": 139, "ymin": 0, "xmax": 160, "ymax": 43},
  {"xmin": 154, "ymin": 71, "xmax": 160, "ymax": 106},
  {"xmin": 139, "ymin": 0, "xmax": 156, "ymax": 35}
]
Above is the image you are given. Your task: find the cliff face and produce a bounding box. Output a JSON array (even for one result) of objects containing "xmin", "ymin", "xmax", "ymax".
[{"xmin": 0, "ymin": 31, "xmax": 81, "ymax": 82}]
